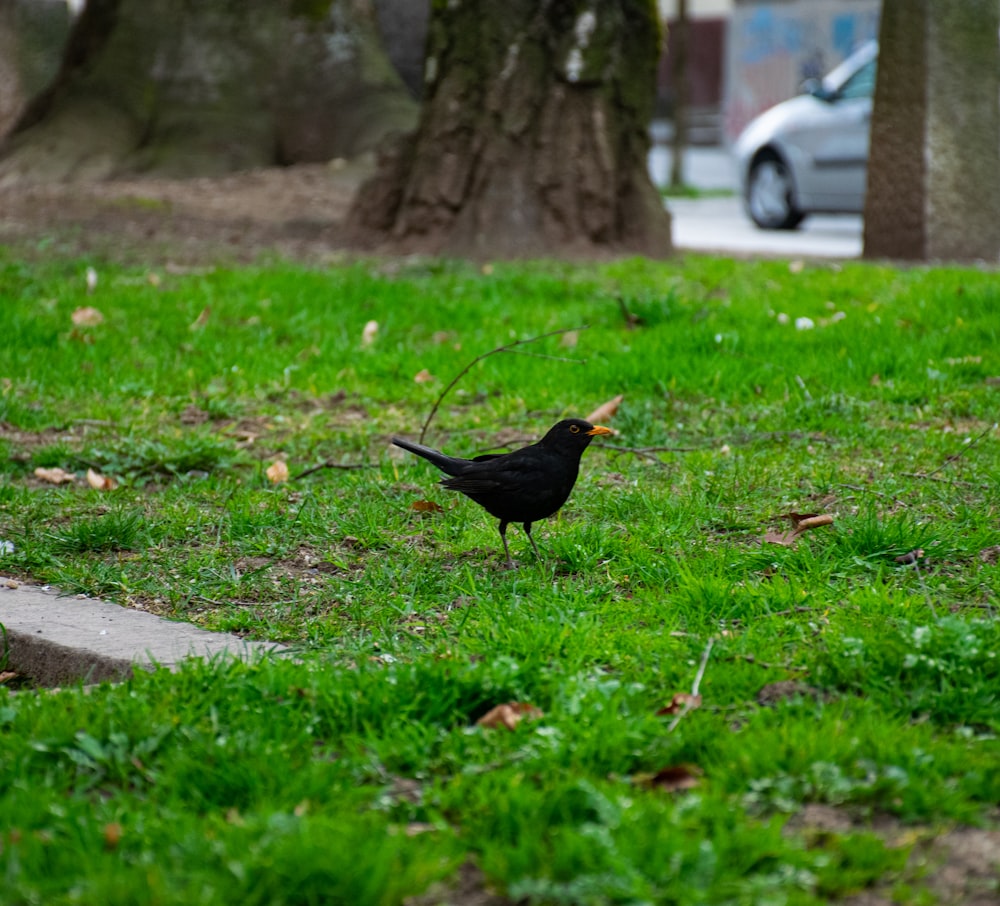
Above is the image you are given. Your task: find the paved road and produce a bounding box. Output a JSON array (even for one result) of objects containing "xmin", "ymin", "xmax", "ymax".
[
  {"xmin": 668, "ymin": 196, "xmax": 863, "ymax": 259},
  {"xmin": 648, "ymin": 144, "xmax": 864, "ymax": 259}
]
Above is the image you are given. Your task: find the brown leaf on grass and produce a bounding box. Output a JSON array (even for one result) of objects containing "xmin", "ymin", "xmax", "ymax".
[
  {"xmin": 980, "ymin": 545, "xmax": 1000, "ymax": 565},
  {"xmin": 586, "ymin": 394, "xmax": 624, "ymax": 426},
  {"xmin": 103, "ymin": 822, "xmax": 123, "ymax": 850},
  {"xmin": 476, "ymin": 702, "xmax": 543, "ymax": 731},
  {"xmin": 560, "ymin": 330, "xmax": 579, "ymax": 348},
  {"xmin": 86, "ymin": 468, "xmax": 116, "ymax": 491},
  {"xmin": 895, "ymin": 549, "xmax": 925, "ymax": 565},
  {"xmin": 792, "ymin": 514, "xmax": 834, "ymax": 531},
  {"xmin": 0, "ymin": 671, "xmax": 19, "ymax": 684},
  {"xmin": 633, "ymin": 764, "xmax": 702, "ymax": 792},
  {"xmin": 656, "ymin": 692, "xmax": 703, "ymax": 717},
  {"xmin": 266, "ymin": 460, "xmax": 289, "ymax": 484},
  {"xmin": 410, "ymin": 499, "xmax": 443, "ymax": 513},
  {"xmin": 763, "ymin": 512, "xmax": 834, "ymax": 547},
  {"xmin": 71, "ymin": 306, "xmax": 103, "ymax": 326},
  {"xmin": 189, "ymin": 306, "xmax": 211, "ymax": 330},
  {"xmin": 414, "ymin": 368, "xmax": 434, "ymax": 384},
  {"xmin": 762, "ymin": 530, "xmax": 800, "ymax": 547},
  {"xmin": 34, "ymin": 466, "xmax": 76, "ymax": 484}
]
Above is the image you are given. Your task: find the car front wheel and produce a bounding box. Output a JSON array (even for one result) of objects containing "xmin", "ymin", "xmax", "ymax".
[{"xmin": 746, "ymin": 154, "xmax": 805, "ymax": 230}]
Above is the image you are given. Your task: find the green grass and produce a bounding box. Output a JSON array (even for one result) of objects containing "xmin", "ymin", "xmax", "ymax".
[{"xmin": 0, "ymin": 251, "xmax": 998, "ymax": 904}]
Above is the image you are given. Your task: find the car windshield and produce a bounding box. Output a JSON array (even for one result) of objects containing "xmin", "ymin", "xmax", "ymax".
[
  {"xmin": 837, "ymin": 59, "xmax": 877, "ymax": 100},
  {"xmin": 821, "ymin": 41, "xmax": 878, "ymax": 97}
]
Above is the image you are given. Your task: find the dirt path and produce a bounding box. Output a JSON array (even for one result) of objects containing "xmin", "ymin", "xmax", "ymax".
[{"xmin": 0, "ymin": 160, "xmax": 372, "ymax": 265}]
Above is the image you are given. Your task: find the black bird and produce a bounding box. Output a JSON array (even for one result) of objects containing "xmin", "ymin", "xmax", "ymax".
[{"xmin": 392, "ymin": 418, "xmax": 612, "ymax": 567}]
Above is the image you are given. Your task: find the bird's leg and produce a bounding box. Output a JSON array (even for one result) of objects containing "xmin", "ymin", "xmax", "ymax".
[
  {"xmin": 498, "ymin": 520, "xmax": 515, "ymax": 569},
  {"xmin": 523, "ymin": 522, "xmax": 542, "ymax": 561}
]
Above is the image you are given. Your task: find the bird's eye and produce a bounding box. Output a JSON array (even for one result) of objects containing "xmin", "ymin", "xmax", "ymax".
[{"xmin": 569, "ymin": 424, "xmax": 580, "ymax": 434}]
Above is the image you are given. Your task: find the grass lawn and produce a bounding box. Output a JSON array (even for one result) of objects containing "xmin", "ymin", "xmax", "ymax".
[{"xmin": 1, "ymin": 250, "xmax": 998, "ymax": 904}]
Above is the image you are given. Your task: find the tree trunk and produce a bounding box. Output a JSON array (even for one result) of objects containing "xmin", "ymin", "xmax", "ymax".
[
  {"xmin": 347, "ymin": 0, "xmax": 672, "ymax": 259},
  {"xmin": 863, "ymin": 0, "xmax": 1000, "ymax": 262},
  {"xmin": 0, "ymin": 0, "xmax": 71, "ymax": 140},
  {"xmin": 0, "ymin": 0, "xmax": 417, "ymax": 185},
  {"xmin": 668, "ymin": 0, "xmax": 688, "ymax": 189}
]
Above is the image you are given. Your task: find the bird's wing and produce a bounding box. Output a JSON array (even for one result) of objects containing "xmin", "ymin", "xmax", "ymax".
[
  {"xmin": 440, "ymin": 474, "xmax": 505, "ymax": 493},
  {"xmin": 442, "ymin": 451, "xmax": 555, "ymax": 496}
]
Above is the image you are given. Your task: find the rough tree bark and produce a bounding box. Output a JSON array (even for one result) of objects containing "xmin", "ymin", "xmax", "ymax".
[
  {"xmin": 668, "ymin": 0, "xmax": 688, "ymax": 189},
  {"xmin": 347, "ymin": 0, "xmax": 672, "ymax": 259},
  {"xmin": 863, "ymin": 0, "xmax": 1000, "ymax": 262},
  {"xmin": 0, "ymin": 0, "xmax": 417, "ymax": 184},
  {"xmin": 0, "ymin": 0, "xmax": 71, "ymax": 139}
]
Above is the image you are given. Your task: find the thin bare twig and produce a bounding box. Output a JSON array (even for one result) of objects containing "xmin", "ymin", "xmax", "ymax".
[
  {"xmin": 760, "ymin": 606, "xmax": 815, "ymax": 619},
  {"xmin": 667, "ymin": 637, "xmax": 714, "ymax": 733},
  {"xmin": 908, "ymin": 421, "xmax": 996, "ymax": 481},
  {"xmin": 293, "ymin": 461, "xmax": 372, "ymax": 481},
  {"xmin": 418, "ymin": 326, "xmax": 588, "ymax": 444}
]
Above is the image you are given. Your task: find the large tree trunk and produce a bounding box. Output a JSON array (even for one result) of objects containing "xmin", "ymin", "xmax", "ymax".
[
  {"xmin": 347, "ymin": 0, "xmax": 672, "ymax": 259},
  {"xmin": 863, "ymin": 0, "xmax": 1000, "ymax": 262},
  {"xmin": 0, "ymin": 0, "xmax": 417, "ymax": 185},
  {"xmin": 0, "ymin": 0, "xmax": 72, "ymax": 140}
]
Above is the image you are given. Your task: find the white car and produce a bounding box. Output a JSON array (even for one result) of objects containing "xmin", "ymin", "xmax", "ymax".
[{"xmin": 733, "ymin": 41, "xmax": 877, "ymax": 229}]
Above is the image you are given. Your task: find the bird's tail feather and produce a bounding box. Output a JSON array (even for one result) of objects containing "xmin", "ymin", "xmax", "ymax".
[{"xmin": 391, "ymin": 437, "xmax": 468, "ymax": 476}]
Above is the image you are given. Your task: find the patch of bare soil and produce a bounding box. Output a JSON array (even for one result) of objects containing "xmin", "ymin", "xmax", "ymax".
[
  {"xmin": 785, "ymin": 805, "xmax": 1000, "ymax": 905},
  {"xmin": 0, "ymin": 159, "xmax": 374, "ymax": 265}
]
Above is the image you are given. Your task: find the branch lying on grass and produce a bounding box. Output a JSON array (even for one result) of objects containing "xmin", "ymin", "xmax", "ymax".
[
  {"xmin": 418, "ymin": 326, "xmax": 588, "ymax": 444},
  {"xmin": 602, "ymin": 443, "xmax": 701, "ymax": 464},
  {"xmin": 905, "ymin": 421, "xmax": 996, "ymax": 483},
  {"xmin": 722, "ymin": 653, "xmax": 808, "ymax": 672},
  {"xmin": 667, "ymin": 637, "xmax": 714, "ymax": 733},
  {"xmin": 293, "ymin": 461, "xmax": 372, "ymax": 481}
]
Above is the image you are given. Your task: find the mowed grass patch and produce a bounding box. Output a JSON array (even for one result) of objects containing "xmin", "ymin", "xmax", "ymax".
[{"xmin": 1, "ymin": 251, "xmax": 998, "ymax": 904}]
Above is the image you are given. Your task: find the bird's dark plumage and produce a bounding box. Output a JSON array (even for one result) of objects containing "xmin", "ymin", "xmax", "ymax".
[{"xmin": 392, "ymin": 418, "xmax": 612, "ymax": 567}]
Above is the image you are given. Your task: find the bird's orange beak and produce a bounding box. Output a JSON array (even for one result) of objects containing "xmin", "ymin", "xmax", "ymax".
[{"xmin": 586, "ymin": 425, "xmax": 614, "ymax": 436}]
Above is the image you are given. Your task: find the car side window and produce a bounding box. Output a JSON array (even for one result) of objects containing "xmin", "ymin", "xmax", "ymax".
[{"xmin": 837, "ymin": 60, "xmax": 877, "ymax": 100}]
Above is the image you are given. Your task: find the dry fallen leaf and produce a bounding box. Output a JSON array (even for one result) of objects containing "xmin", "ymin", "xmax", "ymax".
[
  {"xmin": 0, "ymin": 671, "xmax": 19, "ymax": 684},
  {"xmin": 633, "ymin": 764, "xmax": 702, "ymax": 792},
  {"xmin": 792, "ymin": 513, "xmax": 834, "ymax": 531},
  {"xmin": 71, "ymin": 306, "xmax": 104, "ymax": 327},
  {"xmin": 34, "ymin": 466, "xmax": 76, "ymax": 484},
  {"xmin": 656, "ymin": 692, "xmax": 703, "ymax": 717},
  {"xmin": 414, "ymin": 369, "xmax": 434, "ymax": 384},
  {"xmin": 410, "ymin": 500, "xmax": 443, "ymax": 513},
  {"xmin": 86, "ymin": 468, "xmax": 117, "ymax": 491},
  {"xmin": 476, "ymin": 702, "xmax": 543, "ymax": 731},
  {"xmin": 266, "ymin": 460, "xmax": 289, "ymax": 484},
  {"xmin": 560, "ymin": 330, "xmax": 579, "ymax": 348},
  {"xmin": 189, "ymin": 306, "xmax": 211, "ymax": 330},
  {"xmin": 894, "ymin": 549, "xmax": 925, "ymax": 565},
  {"xmin": 361, "ymin": 320, "xmax": 379, "ymax": 346},
  {"xmin": 103, "ymin": 822, "xmax": 122, "ymax": 850},
  {"xmin": 763, "ymin": 512, "xmax": 835, "ymax": 547},
  {"xmin": 586, "ymin": 394, "xmax": 624, "ymax": 426}
]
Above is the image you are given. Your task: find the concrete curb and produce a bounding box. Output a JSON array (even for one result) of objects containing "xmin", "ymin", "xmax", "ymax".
[{"xmin": 0, "ymin": 578, "xmax": 284, "ymax": 686}]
